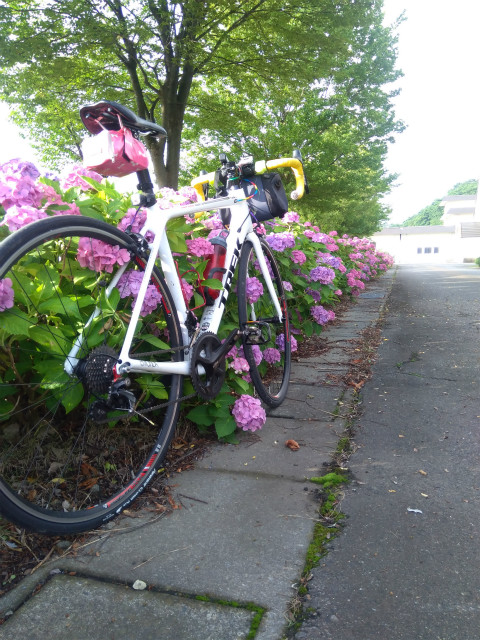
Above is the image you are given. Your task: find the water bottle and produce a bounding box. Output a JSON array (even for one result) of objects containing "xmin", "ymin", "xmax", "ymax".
[{"xmin": 203, "ymin": 236, "xmax": 227, "ymax": 304}]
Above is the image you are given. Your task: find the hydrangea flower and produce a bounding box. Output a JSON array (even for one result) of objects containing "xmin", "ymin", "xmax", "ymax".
[
  {"xmin": 232, "ymin": 395, "xmax": 266, "ymax": 432},
  {"xmin": 118, "ymin": 208, "xmax": 147, "ymax": 234},
  {"xmin": 309, "ymin": 266, "xmax": 335, "ymax": 285},
  {"xmin": 117, "ymin": 270, "xmax": 163, "ymax": 316},
  {"xmin": 230, "ymin": 356, "xmax": 250, "ymax": 374},
  {"xmin": 311, "ymin": 305, "xmax": 330, "ymax": 325},
  {"xmin": 77, "ymin": 237, "xmax": 130, "ymax": 273},
  {"xmin": 62, "ymin": 165, "xmax": 103, "ymax": 191},
  {"xmin": 245, "ymin": 277, "xmax": 263, "ymax": 304},
  {"xmin": 181, "ymin": 278, "xmax": 194, "ymax": 304},
  {"xmin": 186, "ymin": 237, "xmax": 214, "ymax": 257},
  {"xmin": 275, "ymin": 333, "xmax": 298, "ymax": 352},
  {"xmin": 265, "ymin": 232, "xmax": 295, "ymax": 252},
  {"xmin": 283, "ymin": 281, "xmax": 293, "ymax": 292},
  {"xmin": 2, "ymin": 205, "xmax": 48, "ymax": 232},
  {"xmin": 291, "ymin": 250, "xmax": 306, "ymax": 265},
  {"xmin": 0, "ymin": 277, "xmax": 14, "ymax": 312},
  {"xmin": 283, "ymin": 211, "xmax": 300, "ymax": 223},
  {"xmin": 263, "ymin": 347, "xmax": 281, "ymax": 364}
]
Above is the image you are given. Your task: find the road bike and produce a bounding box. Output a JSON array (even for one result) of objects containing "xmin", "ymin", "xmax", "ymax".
[{"xmin": 0, "ymin": 100, "xmax": 306, "ymax": 534}]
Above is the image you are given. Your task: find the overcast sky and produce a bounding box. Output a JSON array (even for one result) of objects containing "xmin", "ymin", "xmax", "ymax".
[
  {"xmin": 1, "ymin": 1, "xmax": 479, "ymax": 226},
  {"xmin": 382, "ymin": 0, "xmax": 480, "ymax": 223}
]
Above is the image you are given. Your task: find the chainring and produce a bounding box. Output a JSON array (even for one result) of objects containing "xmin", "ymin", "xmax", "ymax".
[{"xmin": 190, "ymin": 332, "xmax": 225, "ymax": 400}]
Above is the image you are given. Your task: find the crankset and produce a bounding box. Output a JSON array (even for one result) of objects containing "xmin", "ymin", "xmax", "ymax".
[{"xmin": 190, "ymin": 331, "xmax": 226, "ymax": 400}]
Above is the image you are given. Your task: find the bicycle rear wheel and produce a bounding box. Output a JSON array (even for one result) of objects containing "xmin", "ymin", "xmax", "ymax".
[
  {"xmin": 0, "ymin": 216, "xmax": 183, "ymax": 534},
  {"xmin": 237, "ymin": 237, "xmax": 291, "ymax": 407}
]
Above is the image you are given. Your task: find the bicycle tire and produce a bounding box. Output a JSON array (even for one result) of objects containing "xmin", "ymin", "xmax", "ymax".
[
  {"xmin": 237, "ymin": 237, "xmax": 291, "ymax": 407},
  {"xmin": 0, "ymin": 215, "xmax": 183, "ymax": 535}
]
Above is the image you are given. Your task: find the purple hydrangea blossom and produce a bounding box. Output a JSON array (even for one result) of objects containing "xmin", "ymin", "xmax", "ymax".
[
  {"xmin": 232, "ymin": 395, "xmax": 266, "ymax": 432},
  {"xmin": 0, "ymin": 277, "xmax": 14, "ymax": 312},
  {"xmin": 265, "ymin": 232, "xmax": 295, "ymax": 252},
  {"xmin": 186, "ymin": 237, "xmax": 214, "ymax": 257},
  {"xmin": 309, "ymin": 266, "xmax": 335, "ymax": 285},
  {"xmin": 117, "ymin": 270, "xmax": 162, "ymax": 316},
  {"xmin": 306, "ymin": 288, "xmax": 322, "ymax": 302},
  {"xmin": 316, "ymin": 252, "xmax": 343, "ymax": 269},
  {"xmin": 77, "ymin": 237, "xmax": 130, "ymax": 273},
  {"xmin": 275, "ymin": 333, "xmax": 298, "ymax": 352},
  {"xmin": 283, "ymin": 281, "xmax": 293, "ymax": 292},
  {"xmin": 263, "ymin": 347, "xmax": 281, "ymax": 364},
  {"xmin": 310, "ymin": 305, "xmax": 330, "ymax": 325},
  {"xmin": 250, "ymin": 344, "xmax": 263, "ymax": 366},
  {"xmin": 246, "ymin": 277, "xmax": 263, "ymax": 304},
  {"xmin": 291, "ymin": 250, "xmax": 306, "ymax": 265}
]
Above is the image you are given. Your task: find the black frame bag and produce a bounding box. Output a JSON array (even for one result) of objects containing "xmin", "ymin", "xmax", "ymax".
[{"xmin": 241, "ymin": 173, "xmax": 288, "ymax": 222}]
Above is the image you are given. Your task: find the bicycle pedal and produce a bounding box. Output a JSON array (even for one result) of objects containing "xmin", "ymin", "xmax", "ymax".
[{"xmin": 243, "ymin": 321, "xmax": 272, "ymax": 345}]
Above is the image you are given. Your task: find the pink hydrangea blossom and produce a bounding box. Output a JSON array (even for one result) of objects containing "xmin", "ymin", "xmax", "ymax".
[
  {"xmin": 0, "ymin": 277, "xmax": 14, "ymax": 312},
  {"xmin": 232, "ymin": 395, "xmax": 266, "ymax": 432},
  {"xmin": 245, "ymin": 277, "xmax": 263, "ymax": 304},
  {"xmin": 186, "ymin": 237, "xmax": 214, "ymax": 257},
  {"xmin": 62, "ymin": 165, "xmax": 103, "ymax": 191},
  {"xmin": 2, "ymin": 205, "xmax": 48, "ymax": 232},
  {"xmin": 283, "ymin": 211, "xmax": 300, "ymax": 223},
  {"xmin": 291, "ymin": 250, "xmax": 306, "ymax": 265},
  {"xmin": 230, "ymin": 357, "xmax": 250, "ymax": 374},
  {"xmin": 181, "ymin": 278, "xmax": 194, "ymax": 304},
  {"xmin": 77, "ymin": 237, "xmax": 130, "ymax": 273}
]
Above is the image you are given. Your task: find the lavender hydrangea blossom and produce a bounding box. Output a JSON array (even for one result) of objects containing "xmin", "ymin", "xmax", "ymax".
[
  {"xmin": 245, "ymin": 277, "xmax": 263, "ymax": 304},
  {"xmin": 0, "ymin": 278, "xmax": 14, "ymax": 312},
  {"xmin": 232, "ymin": 395, "xmax": 266, "ymax": 432},
  {"xmin": 117, "ymin": 270, "xmax": 163, "ymax": 316},
  {"xmin": 309, "ymin": 266, "xmax": 335, "ymax": 285}
]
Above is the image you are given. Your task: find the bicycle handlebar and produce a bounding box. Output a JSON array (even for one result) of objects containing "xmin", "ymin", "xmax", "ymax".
[{"xmin": 191, "ymin": 156, "xmax": 306, "ymax": 203}]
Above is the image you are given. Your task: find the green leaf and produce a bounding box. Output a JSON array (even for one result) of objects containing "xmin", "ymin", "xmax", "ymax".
[
  {"xmin": 61, "ymin": 382, "xmax": 85, "ymax": 413},
  {"xmin": 186, "ymin": 404, "xmax": 215, "ymax": 427},
  {"xmin": 202, "ymin": 279, "xmax": 223, "ymax": 290},
  {"xmin": 0, "ymin": 307, "xmax": 32, "ymax": 337},
  {"xmin": 166, "ymin": 230, "xmax": 188, "ymax": 253},
  {"xmin": 38, "ymin": 296, "xmax": 84, "ymax": 318},
  {"xmin": 139, "ymin": 334, "xmax": 171, "ymax": 350},
  {"xmin": 214, "ymin": 414, "xmax": 236, "ymax": 438},
  {"xmin": 28, "ymin": 324, "xmax": 69, "ymax": 354}
]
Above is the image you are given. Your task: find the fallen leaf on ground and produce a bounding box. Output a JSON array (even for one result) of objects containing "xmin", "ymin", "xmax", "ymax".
[
  {"xmin": 285, "ymin": 439, "xmax": 300, "ymax": 451},
  {"xmin": 418, "ymin": 469, "xmax": 427, "ymax": 476}
]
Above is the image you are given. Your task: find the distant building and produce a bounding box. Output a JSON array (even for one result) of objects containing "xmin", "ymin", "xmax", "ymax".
[{"xmin": 371, "ymin": 189, "xmax": 480, "ymax": 263}]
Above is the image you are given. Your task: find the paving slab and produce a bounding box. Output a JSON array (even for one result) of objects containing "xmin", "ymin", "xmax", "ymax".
[
  {"xmin": 0, "ymin": 574, "xmax": 255, "ymax": 640},
  {"xmin": 268, "ymin": 384, "xmax": 344, "ymax": 420},
  {"xmin": 44, "ymin": 470, "xmax": 319, "ymax": 640},
  {"xmin": 196, "ymin": 418, "xmax": 337, "ymax": 479}
]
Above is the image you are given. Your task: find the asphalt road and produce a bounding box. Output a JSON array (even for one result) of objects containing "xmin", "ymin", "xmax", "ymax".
[{"xmin": 294, "ymin": 264, "xmax": 480, "ymax": 640}]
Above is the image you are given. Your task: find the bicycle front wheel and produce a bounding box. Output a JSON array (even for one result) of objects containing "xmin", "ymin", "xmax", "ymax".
[
  {"xmin": 237, "ymin": 237, "xmax": 291, "ymax": 408},
  {"xmin": 0, "ymin": 216, "xmax": 183, "ymax": 534}
]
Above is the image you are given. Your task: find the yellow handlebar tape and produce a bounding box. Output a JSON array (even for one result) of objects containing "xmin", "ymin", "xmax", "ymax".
[{"xmin": 190, "ymin": 157, "xmax": 305, "ymax": 202}]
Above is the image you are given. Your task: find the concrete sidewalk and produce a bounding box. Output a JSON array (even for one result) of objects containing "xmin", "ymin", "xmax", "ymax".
[{"xmin": 0, "ymin": 270, "xmax": 395, "ymax": 640}]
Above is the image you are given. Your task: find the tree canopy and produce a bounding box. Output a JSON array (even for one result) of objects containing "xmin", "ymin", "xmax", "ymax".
[{"xmin": 0, "ymin": 0, "xmax": 403, "ymax": 235}]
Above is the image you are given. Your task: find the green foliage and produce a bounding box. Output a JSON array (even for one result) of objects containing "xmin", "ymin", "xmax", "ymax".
[
  {"xmin": 0, "ymin": 0, "xmax": 403, "ymax": 233},
  {"xmin": 309, "ymin": 472, "xmax": 348, "ymax": 489}
]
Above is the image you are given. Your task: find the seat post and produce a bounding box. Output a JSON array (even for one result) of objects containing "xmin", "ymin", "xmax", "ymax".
[{"xmin": 136, "ymin": 169, "xmax": 157, "ymax": 206}]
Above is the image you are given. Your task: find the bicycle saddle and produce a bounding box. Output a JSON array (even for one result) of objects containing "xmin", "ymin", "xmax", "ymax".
[{"xmin": 80, "ymin": 100, "xmax": 167, "ymax": 138}]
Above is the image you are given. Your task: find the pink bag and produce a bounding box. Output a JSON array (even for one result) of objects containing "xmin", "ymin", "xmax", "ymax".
[{"xmin": 81, "ymin": 126, "xmax": 149, "ymax": 177}]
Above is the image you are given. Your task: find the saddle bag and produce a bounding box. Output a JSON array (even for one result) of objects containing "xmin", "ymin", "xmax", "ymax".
[
  {"xmin": 241, "ymin": 173, "xmax": 288, "ymax": 222},
  {"xmin": 81, "ymin": 126, "xmax": 149, "ymax": 178}
]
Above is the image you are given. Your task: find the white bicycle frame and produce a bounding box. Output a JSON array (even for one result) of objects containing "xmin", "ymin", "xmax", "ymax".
[{"xmin": 64, "ymin": 186, "xmax": 283, "ymax": 379}]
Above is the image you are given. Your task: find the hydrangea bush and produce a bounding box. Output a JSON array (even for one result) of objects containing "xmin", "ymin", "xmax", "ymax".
[{"xmin": 0, "ymin": 159, "xmax": 393, "ymax": 441}]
